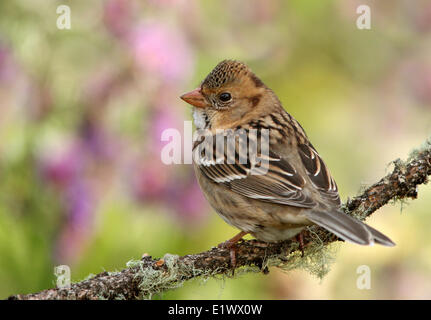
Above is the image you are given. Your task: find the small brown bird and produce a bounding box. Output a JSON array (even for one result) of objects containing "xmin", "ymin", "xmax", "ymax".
[{"xmin": 181, "ymin": 60, "xmax": 394, "ymax": 264}]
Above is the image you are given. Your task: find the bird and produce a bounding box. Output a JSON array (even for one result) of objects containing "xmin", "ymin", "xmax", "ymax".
[{"xmin": 180, "ymin": 60, "xmax": 395, "ymax": 265}]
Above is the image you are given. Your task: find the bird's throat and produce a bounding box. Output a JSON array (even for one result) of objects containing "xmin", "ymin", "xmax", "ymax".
[{"xmin": 192, "ymin": 108, "xmax": 210, "ymax": 130}]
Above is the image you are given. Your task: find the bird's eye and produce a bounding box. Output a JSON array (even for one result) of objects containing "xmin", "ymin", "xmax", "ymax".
[{"xmin": 219, "ymin": 92, "xmax": 232, "ymax": 102}]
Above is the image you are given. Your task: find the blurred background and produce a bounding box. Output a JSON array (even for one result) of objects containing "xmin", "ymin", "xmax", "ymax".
[{"xmin": 1, "ymin": 0, "xmax": 431, "ymax": 299}]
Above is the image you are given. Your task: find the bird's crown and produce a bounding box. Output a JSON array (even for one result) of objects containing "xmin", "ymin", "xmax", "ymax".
[{"xmin": 201, "ymin": 60, "xmax": 264, "ymax": 89}]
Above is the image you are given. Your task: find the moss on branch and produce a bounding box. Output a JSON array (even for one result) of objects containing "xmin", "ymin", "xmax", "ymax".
[{"xmin": 9, "ymin": 139, "xmax": 431, "ymax": 300}]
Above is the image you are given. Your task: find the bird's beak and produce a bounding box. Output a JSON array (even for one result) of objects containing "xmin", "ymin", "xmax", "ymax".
[{"xmin": 180, "ymin": 88, "xmax": 207, "ymax": 108}]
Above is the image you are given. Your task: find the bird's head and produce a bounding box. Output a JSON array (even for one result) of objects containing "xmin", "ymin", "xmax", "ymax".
[{"xmin": 181, "ymin": 60, "xmax": 272, "ymax": 128}]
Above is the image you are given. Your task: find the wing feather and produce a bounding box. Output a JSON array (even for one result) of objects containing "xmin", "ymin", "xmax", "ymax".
[
  {"xmin": 298, "ymin": 143, "xmax": 341, "ymax": 205},
  {"xmin": 196, "ymin": 133, "xmax": 316, "ymax": 208},
  {"xmin": 195, "ymin": 132, "xmax": 341, "ymax": 209}
]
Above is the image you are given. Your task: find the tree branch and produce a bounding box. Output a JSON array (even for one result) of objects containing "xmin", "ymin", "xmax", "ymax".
[{"xmin": 9, "ymin": 140, "xmax": 431, "ymax": 300}]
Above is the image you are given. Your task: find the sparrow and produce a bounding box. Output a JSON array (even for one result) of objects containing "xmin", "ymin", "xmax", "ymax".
[{"xmin": 180, "ymin": 60, "xmax": 395, "ymax": 265}]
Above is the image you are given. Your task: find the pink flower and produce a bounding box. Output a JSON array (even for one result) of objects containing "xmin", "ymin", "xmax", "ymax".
[
  {"xmin": 166, "ymin": 178, "xmax": 208, "ymax": 225},
  {"xmin": 40, "ymin": 143, "xmax": 84, "ymax": 188},
  {"xmin": 103, "ymin": 0, "xmax": 136, "ymax": 39},
  {"xmin": 128, "ymin": 21, "xmax": 194, "ymax": 84},
  {"xmin": 80, "ymin": 119, "xmax": 117, "ymax": 160},
  {"xmin": 149, "ymin": 101, "xmax": 184, "ymax": 152},
  {"xmin": 133, "ymin": 161, "xmax": 170, "ymax": 202},
  {"xmin": 55, "ymin": 180, "xmax": 95, "ymax": 264}
]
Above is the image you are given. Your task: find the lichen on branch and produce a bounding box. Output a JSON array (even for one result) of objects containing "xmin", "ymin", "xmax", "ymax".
[{"xmin": 9, "ymin": 139, "xmax": 431, "ymax": 300}]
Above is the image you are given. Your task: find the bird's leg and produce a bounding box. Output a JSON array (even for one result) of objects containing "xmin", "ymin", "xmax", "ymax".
[
  {"xmin": 218, "ymin": 231, "xmax": 249, "ymax": 248},
  {"xmin": 296, "ymin": 231, "xmax": 305, "ymax": 257},
  {"xmin": 218, "ymin": 231, "xmax": 249, "ymax": 270}
]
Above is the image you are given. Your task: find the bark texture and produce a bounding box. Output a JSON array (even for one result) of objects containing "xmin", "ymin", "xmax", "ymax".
[{"xmin": 9, "ymin": 140, "xmax": 431, "ymax": 300}]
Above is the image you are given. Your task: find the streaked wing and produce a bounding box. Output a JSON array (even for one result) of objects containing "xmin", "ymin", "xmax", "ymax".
[
  {"xmin": 196, "ymin": 137, "xmax": 316, "ymax": 208},
  {"xmin": 297, "ymin": 143, "xmax": 341, "ymax": 206}
]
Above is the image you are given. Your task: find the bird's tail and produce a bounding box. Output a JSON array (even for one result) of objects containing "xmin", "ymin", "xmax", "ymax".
[{"xmin": 305, "ymin": 209, "xmax": 395, "ymax": 246}]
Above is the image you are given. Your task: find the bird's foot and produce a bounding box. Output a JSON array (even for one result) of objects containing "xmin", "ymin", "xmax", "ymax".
[
  {"xmin": 296, "ymin": 231, "xmax": 305, "ymax": 257},
  {"xmin": 217, "ymin": 231, "xmax": 249, "ymax": 272}
]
